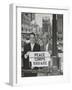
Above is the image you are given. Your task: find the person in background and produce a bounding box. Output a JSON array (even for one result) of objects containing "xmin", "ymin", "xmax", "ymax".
[
  {"xmin": 46, "ymin": 38, "xmax": 52, "ymax": 55},
  {"xmin": 42, "ymin": 34, "xmax": 49, "ymax": 51},
  {"xmin": 38, "ymin": 39, "xmax": 44, "ymax": 51}
]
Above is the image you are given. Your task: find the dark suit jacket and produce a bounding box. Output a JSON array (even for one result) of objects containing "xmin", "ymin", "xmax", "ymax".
[{"xmin": 23, "ymin": 43, "xmax": 40, "ymax": 69}]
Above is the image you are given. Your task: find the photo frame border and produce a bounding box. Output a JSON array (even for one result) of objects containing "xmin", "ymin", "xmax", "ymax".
[{"xmin": 9, "ymin": 3, "xmax": 70, "ymax": 86}]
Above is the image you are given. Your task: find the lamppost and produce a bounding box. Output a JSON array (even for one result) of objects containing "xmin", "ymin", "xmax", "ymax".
[{"xmin": 52, "ymin": 14, "xmax": 58, "ymax": 70}]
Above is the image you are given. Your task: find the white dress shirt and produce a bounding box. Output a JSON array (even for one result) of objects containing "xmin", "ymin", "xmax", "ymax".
[{"xmin": 31, "ymin": 43, "xmax": 35, "ymax": 51}]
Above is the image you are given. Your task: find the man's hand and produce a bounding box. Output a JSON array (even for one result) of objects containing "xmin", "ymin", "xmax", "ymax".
[
  {"xmin": 24, "ymin": 51, "xmax": 30, "ymax": 59},
  {"xmin": 26, "ymin": 51, "xmax": 30, "ymax": 56},
  {"xmin": 24, "ymin": 54, "xmax": 28, "ymax": 59}
]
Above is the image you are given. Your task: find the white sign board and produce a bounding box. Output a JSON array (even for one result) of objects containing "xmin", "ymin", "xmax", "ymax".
[{"xmin": 29, "ymin": 52, "xmax": 51, "ymax": 68}]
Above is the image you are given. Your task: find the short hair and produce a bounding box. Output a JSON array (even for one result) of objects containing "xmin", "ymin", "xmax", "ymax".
[{"xmin": 30, "ymin": 32, "xmax": 35, "ymax": 37}]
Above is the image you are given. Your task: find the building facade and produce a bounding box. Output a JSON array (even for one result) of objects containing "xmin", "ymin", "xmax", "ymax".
[{"xmin": 21, "ymin": 13, "xmax": 35, "ymax": 33}]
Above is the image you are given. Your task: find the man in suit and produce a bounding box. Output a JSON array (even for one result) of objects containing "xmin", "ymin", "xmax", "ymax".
[{"xmin": 23, "ymin": 32, "xmax": 40, "ymax": 69}]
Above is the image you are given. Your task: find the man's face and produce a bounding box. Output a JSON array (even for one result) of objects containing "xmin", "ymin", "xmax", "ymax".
[{"xmin": 30, "ymin": 34, "xmax": 35, "ymax": 44}]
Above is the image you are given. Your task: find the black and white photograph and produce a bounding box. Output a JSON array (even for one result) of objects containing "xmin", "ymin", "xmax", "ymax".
[
  {"xmin": 21, "ymin": 12, "xmax": 63, "ymax": 77},
  {"xmin": 9, "ymin": 4, "xmax": 70, "ymax": 86}
]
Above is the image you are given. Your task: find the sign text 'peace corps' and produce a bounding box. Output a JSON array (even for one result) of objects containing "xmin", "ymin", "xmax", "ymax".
[{"xmin": 29, "ymin": 52, "xmax": 51, "ymax": 68}]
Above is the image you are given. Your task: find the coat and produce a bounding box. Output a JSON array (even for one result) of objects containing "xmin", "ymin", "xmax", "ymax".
[{"xmin": 22, "ymin": 43, "xmax": 40, "ymax": 69}]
